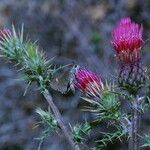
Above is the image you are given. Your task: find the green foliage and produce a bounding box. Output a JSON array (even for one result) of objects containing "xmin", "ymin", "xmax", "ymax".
[
  {"xmin": 71, "ymin": 122, "xmax": 92, "ymax": 144},
  {"xmin": 23, "ymin": 47, "xmax": 70, "ymax": 92},
  {"xmin": 95, "ymin": 126, "xmax": 127, "ymax": 150},
  {"xmin": 35, "ymin": 108, "xmax": 59, "ymax": 150},
  {"xmin": 83, "ymin": 91, "xmax": 121, "ymax": 122},
  {"xmin": 23, "ymin": 43, "xmax": 50, "ymax": 78},
  {"xmin": 141, "ymin": 134, "xmax": 150, "ymax": 148},
  {"xmin": 0, "ymin": 26, "xmax": 25, "ymax": 63},
  {"xmin": 0, "ymin": 26, "xmax": 71, "ymax": 93},
  {"xmin": 81, "ymin": 83, "xmax": 126, "ymax": 149},
  {"xmin": 22, "ymin": 42, "xmax": 54, "ymax": 91},
  {"xmin": 0, "ymin": 26, "xmax": 52, "ymax": 90},
  {"xmin": 36, "ymin": 108, "xmax": 58, "ymax": 129}
]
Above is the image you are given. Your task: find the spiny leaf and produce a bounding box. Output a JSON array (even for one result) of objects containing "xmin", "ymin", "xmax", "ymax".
[
  {"xmin": 71, "ymin": 122, "xmax": 92, "ymax": 144},
  {"xmin": 141, "ymin": 134, "xmax": 150, "ymax": 148},
  {"xmin": 35, "ymin": 108, "xmax": 59, "ymax": 150},
  {"xmin": 82, "ymin": 90, "xmax": 121, "ymax": 122},
  {"xmin": 95, "ymin": 126, "xmax": 127, "ymax": 150}
]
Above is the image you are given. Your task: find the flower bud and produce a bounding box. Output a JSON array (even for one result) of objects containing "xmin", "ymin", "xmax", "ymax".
[
  {"xmin": 118, "ymin": 62, "xmax": 146, "ymax": 94},
  {"xmin": 74, "ymin": 67, "xmax": 104, "ymax": 98},
  {"xmin": 112, "ymin": 17, "xmax": 146, "ymax": 94}
]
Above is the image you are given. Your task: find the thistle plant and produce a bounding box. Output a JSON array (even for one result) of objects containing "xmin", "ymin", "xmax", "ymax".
[
  {"xmin": 0, "ymin": 17, "xmax": 149, "ymax": 150},
  {"xmin": 111, "ymin": 17, "xmax": 147, "ymax": 150},
  {"xmin": 0, "ymin": 27, "xmax": 80, "ymax": 150}
]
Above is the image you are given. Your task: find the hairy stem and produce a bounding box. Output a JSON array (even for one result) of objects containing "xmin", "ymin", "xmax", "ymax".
[
  {"xmin": 43, "ymin": 89, "xmax": 80, "ymax": 150},
  {"xmin": 128, "ymin": 97, "xmax": 141, "ymax": 150}
]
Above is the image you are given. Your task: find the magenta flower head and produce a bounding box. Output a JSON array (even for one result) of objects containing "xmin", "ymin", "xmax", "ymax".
[
  {"xmin": 74, "ymin": 67, "xmax": 104, "ymax": 98},
  {"xmin": 0, "ymin": 29, "xmax": 11, "ymax": 41},
  {"xmin": 112, "ymin": 17, "xmax": 146, "ymax": 94},
  {"xmin": 111, "ymin": 17, "xmax": 143, "ymax": 65}
]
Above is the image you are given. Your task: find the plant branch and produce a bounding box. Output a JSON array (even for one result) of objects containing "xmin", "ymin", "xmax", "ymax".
[
  {"xmin": 128, "ymin": 96, "xmax": 142, "ymax": 150},
  {"xmin": 43, "ymin": 89, "xmax": 80, "ymax": 150}
]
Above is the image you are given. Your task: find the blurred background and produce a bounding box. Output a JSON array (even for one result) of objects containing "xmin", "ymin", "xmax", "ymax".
[{"xmin": 0, "ymin": 0, "xmax": 149, "ymax": 150}]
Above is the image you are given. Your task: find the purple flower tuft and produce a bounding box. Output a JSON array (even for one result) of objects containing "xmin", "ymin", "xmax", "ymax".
[
  {"xmin": 111, "ymin": 17, "xmax": 143, "ymax": 64},
  {"xmin": 74, "ymin": 67, "xmax": 104, "ymax": 98}
]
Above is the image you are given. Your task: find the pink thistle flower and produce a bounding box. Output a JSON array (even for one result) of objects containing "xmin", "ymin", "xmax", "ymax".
[
  {"xmin": 111, "ymin": 17, "xmax": 143, "ymax": 64},
  {"xmin": 74, "ymin": 68, "xmax": 104, "ymax": 98},
  {"xmin": 0, "ymin": 29, "xmax": 11, "ymax": 42}
]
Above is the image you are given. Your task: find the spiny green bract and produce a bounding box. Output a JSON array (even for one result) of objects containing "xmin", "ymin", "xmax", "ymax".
[
  {"xmin": 0, "ymin": 26, "xmax": 69, "ymax": 93},
  {"xmin": 35, "ymin": 108, "xmax": 59, "ymax": 150},
  {"xmin": 36, "ymin": 108, "xmax": 58, "ymax": 130},
  {"xmin": 142, "ymin": 134, "xmax": 150, "ymax": 148},
  {"xmin": 22, "ymin": 42, "xmax": 53, "ymax": 90},
  {"xmin": 83, "ymin": 91, "xmax": 121, "ymax": 122},
  {"xmin": 0, "ymin": 26, "xmax": 25, "ymax": 63},
  {"xmin": 71, "ymin": 122, "xmax": 91, "ymax": 144},
  {"xmin": 94, "ymin": 126, "xmax": 127, "ymax": 150},
  {"xmin": 23, "ymin": 43, "xmax": 50, "ymax": 77}
]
